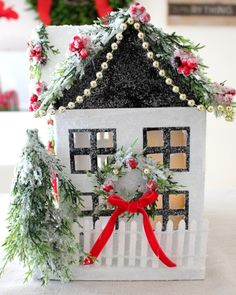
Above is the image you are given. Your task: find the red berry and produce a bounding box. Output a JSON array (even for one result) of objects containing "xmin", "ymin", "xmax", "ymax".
[
  {"xmin": 127, "ymin": 158, "xmax": 138, "ymax": 169},
  {"xmin": 30, "ymin": 94, "xmax": 38, "ymax": 103},
  {"xmin": 79, "ymin": 48, "xmax": 88, "ymax": 59},
  {"xmin": 102, "ymin": 184, "xmax": 114, "ymax": 193},
  {"xmin": 146, "ymin": 179, "xmax": 158, "ymax": 191}
]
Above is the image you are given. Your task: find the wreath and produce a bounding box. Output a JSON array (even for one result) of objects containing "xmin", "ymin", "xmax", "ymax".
[
  {"xmin": 84, "ymin": 144, "xmax": 179, "ymax": 267},
  {"xmin": 91, "ymin": 144, "xmax": 180, "ymax": 218},
  {"xmin": 26, "ymin": 0, "xmax": 132, "ymax": 25}
]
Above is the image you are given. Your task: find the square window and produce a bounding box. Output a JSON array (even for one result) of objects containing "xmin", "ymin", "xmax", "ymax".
[
  {"xmin": 81, "ymin": 195, "xmax": 93, "ymax": 211},
  {"xmin": 169, "ymin": 194, "xmax": 185, "ymax": 209},
  {"xmin": 97, "ymin": 132, "xmax": 114, "ymax": 148},
  {"xmin": 169, "ymin": 215, "xmax": 185, "ymax": 230},
  {"xmin": 170, "ymin": 130, "xmax": 187, "ymax": 147},
  {"xmin": 147, "ymin": 130, "xmax": 164, "ymax": 147},
  {"xmin": 97, "ymin": 155, "xmax": 109, "ymax": 169},
  {"xmin": 74, "ymin": 131, "xmax": 90, "ymax": 148},
  {"xmin": 147, "ymin": 153, "xmax": 164, "ymax": 165},
  {"xmin": 170, "ymin": 153, "xmax": 186, "ymax": 170},
  {"xmin": 74, "ymin": 155, "xmax": 91, "ymax": 171}
]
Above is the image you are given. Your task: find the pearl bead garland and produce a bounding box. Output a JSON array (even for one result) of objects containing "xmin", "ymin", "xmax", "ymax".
[
  {"xmin": 116, "ymin": 33, "xmax": 123, "ymax": 41},
  {"xmin": 76, "ymin": 96, "xmax": 83, "ymax": 103},
  {"xmin": 47, "ymin": 19, "xmax": 221, "ymax": 118},
  {"xmin": 106, "ymin": 52, "xmax": 113, "ymax": 60},
  {"xmin": 111, "ymin": 43, "xmax": 118, "ymax": 50},
  {"xmin": 96, "ymin": 72, "xmax": 103, "ymax": 79},
  {"xmin": 90, "ymin": 80, "xmax": 97, "ymax": 88},
  {"xmin": 147, "ymin": 51, "xmax": 154, "ymax": 59},
  {"xmin": 133, "ymin": 22, "xmax": 140, "ymax": 30},
  {"xmin": 84, "ymin": 89, "xmax": 91, "ymax": 96},
  {"xmin": 68, "ymin": 102, "xmax": 75, "ymax": 109},
  {"xmin": 101, "ymin": 62, "xmax": 108, "ymax": 70}
]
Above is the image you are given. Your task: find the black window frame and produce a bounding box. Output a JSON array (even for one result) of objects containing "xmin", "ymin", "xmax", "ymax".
[
  {"xmin": 143, "ymin": 127, "xmax": 190, "ymax": 172},
  {"xmin": 69, "ymin": 128, "xmax": 117, "ymax": 174}
]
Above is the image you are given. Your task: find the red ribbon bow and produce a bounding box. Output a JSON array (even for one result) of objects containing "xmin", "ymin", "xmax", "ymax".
[{"xmin": 83, "ymin": 190, "xmax": 176, "ymax": 267}]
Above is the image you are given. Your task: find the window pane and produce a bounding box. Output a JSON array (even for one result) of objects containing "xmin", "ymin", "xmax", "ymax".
[
  {"xmin": 170, "ymin": 130, "xmax": 187, "ymax": 147},
  {"xmin": 81, "ymin": 195, "xmax": 93, "ymax": 211},
  {"xmin": 169, "ymin": 194, "xmax": 185, "ymax": 209},
  {"xmin": 74, "ymin": 131, "xmax": 90, "ymax": 148},
  {"xmin": 97, "ymin": 132, "xmax": 114, "ymax": 148},
  {"xmin": 147, "ymin": 153, "xmax": 164, "ymax": 165},
  {"xmin": 170, "ymin": 153, "xmax": 186, "ymax": 170},
  {"xmin": 97, "ymin": 155, "xmax": 108, "ymax": 169},
  {"xmin": 147, "ymin": 130, "xmax": 164, "ymax": 147},
  {"xmin": 169, "ymin": 215, "xmax": 185, "ymax": 230},
  {"xmin": 74, "ymin": 155, "xmax": 91, "ymax": 171}
]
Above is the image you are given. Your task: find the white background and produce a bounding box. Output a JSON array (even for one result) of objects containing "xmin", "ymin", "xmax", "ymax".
[{"xmin": 0, "ymin": 0, "xmax": 236, "ymax": 193}]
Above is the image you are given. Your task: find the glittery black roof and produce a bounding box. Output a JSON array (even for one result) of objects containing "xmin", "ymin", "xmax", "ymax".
[{"xmin": 55, "ymin": 27, "xmax": 198, "ymax": 109}]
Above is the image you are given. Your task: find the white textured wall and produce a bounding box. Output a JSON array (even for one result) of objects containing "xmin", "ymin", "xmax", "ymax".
[{"xmin": 0, "ymin": 0, "xmax": 236, "ymax": 193}]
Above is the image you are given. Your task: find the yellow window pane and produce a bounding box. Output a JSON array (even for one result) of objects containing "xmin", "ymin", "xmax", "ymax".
[
  {"xmin": 97, "ymin": 132, "xmax": 114, "ymax": 148},
  {"xmin": 147, "ymin": 130, "xmax": 164, "ymax": 147},
  {"xmin": 147, "ymin": 153, "xmax": 164, "ymax": 165},
  {"xmin": 170, "ymin": 130, "xmax": 187, "ymax": 147},
  {"xmin": 169, "ymin": 215, "xmax": 185, "ymax": 230},
  {"xmin": 169, "ymin": 194, "xmax": 185, "ymax": 209},
  {"xmin": 170, "ymin": 153, "xmax": 186, "ymax": 169}
]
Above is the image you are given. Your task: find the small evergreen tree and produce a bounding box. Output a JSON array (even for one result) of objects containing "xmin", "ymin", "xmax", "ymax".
[{"xmin": 1, "ymin": 129, "xmax": 84, "ymax": 285}]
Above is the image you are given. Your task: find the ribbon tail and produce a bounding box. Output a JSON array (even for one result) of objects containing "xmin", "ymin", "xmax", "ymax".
[
  {"xmin": 140, "ymin": 209, "xmax": 176, "ymax": 267},
  {"xmin": 83, "ymin": 208, "xmax": 124, "ymax": 265}
]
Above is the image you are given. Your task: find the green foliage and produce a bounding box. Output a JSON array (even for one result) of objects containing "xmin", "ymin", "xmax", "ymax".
[
  {"xmin": 26, "ymin": 0, "xmax": 132, "ymax": 25},
  {"xmin": 0, "ymin": 129, "xmax": 84, "ymax": 285}
]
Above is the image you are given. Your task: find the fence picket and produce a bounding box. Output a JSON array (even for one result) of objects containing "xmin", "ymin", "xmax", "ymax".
[
  {"xmin": 166, "ymin": 220, "xmax": 174, "ymax": 259},
  {"xmin": 94, "ymin": 220, "xmax": 103, "ymax": 265},
  {"xmin": 176, "ymin": 220, "xmax": 186, "ymax": 266},
  {"xmin": 128, "ymin": 220, "xmax": 137, "ymax": 266},
  {"xmin": 83, "ymin": 217, "xmax": 93, "ymax": 253},
  {"xmin": 187, "ymin": 220, "xmax": 197, "ymax": 267},
  {"xmin": 117, "ymin": 220, "xmax": 126, "ymax": 267},
  {"xmin": 152, "ymin": 222, "xmax": 162, "ymax": 268},
  {"xmin": 140, "ymin": 225, "xmax": 148, "ymax": 267}
]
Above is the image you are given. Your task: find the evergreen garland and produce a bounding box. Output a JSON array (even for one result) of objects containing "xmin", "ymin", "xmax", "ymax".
[
  {"xmin": 0, "ymin": 129, "xmax": 84, "ymax": 285},
  {"xmin": 26, "ymin": 0, "xmax": 132, "ymax": 25}
]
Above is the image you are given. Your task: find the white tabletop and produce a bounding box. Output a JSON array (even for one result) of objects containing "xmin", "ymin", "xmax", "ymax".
[{"xmin": 0, "ymin": 190, "xmax": 236, "ymax": 295}]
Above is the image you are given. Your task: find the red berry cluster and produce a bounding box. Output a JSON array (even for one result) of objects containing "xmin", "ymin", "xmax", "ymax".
[
  {"xmin": 128, "ymin": 2, "xmax": 151, "ymax": 23},
  {"xmin": 174, "ymin": 49, "xmax": 198, "ymax": 76},
  {"xmin": 69, "ymin": 35, "xmax": 90, "ymax": 59},
  {"xmin": 213, "ymin": 83, "xmax": 236, "ymax": 105},
  {"xmin": 29, "ymin": 94, "xmax": 41, "ymax": 112},
  {"xmin": 28, "ymin": 42, "xmax": 45, "ymax": 63}
]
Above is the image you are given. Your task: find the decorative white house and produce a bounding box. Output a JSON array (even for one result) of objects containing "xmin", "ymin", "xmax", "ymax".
[{"xmin": 28, "ymin": 5, "xmax": 235, "ymax": 282}]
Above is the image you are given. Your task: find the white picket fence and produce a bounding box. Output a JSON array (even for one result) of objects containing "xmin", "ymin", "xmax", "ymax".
[{"xmin": 70, "ymin": 217, "xmax": 209, "ymax": 280}]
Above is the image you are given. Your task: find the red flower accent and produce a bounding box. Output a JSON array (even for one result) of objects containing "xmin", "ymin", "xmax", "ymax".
[
  {"xmin": 28, "ymin": 42, "xmax": 45, "ymax": 63},
  {"xmin": 29, "ymin": 94, "xmax": 41, "ymax": 112},
  {"xmin": 146, "ymin": 179, "xmax": 158, "ymax": 191},
  {"xmin": 30, "ymin": 94, "xmax": 38, "ymax": 103},
  {"xmin": 102, "ymin": 184, "xmax": 114, "ymax": 193},
  {"xmin": 36, "ymin": 81, "xmax": 47, "ymax": 95},
  {"xmin": 69, "ymin": 35, "xmax": 91, "ymax": 59},
  {"xmin": 128, "ymin": 2, "xmax": 151, "ymax": 24},
  {"xmin": 0, "ymin": 1, "xmax": 19, "ymax": 20},
  {"xmin": 79, "ymin": 48, "xmax": 89, "ymax": 59},
  {"xmin": 47, "ymin": 119, "xmax": 54, "ymax": 126},
  {"xmin": 174, "ymin": 49, "xmax": 198, "ymax": 77},
  {"xmin": 212, "ymin": 83, "xmax": 236, "ymax": 105},
  {"xmin": 126, "ymin": 158, "xmax": 138, "ymax": 169}
]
